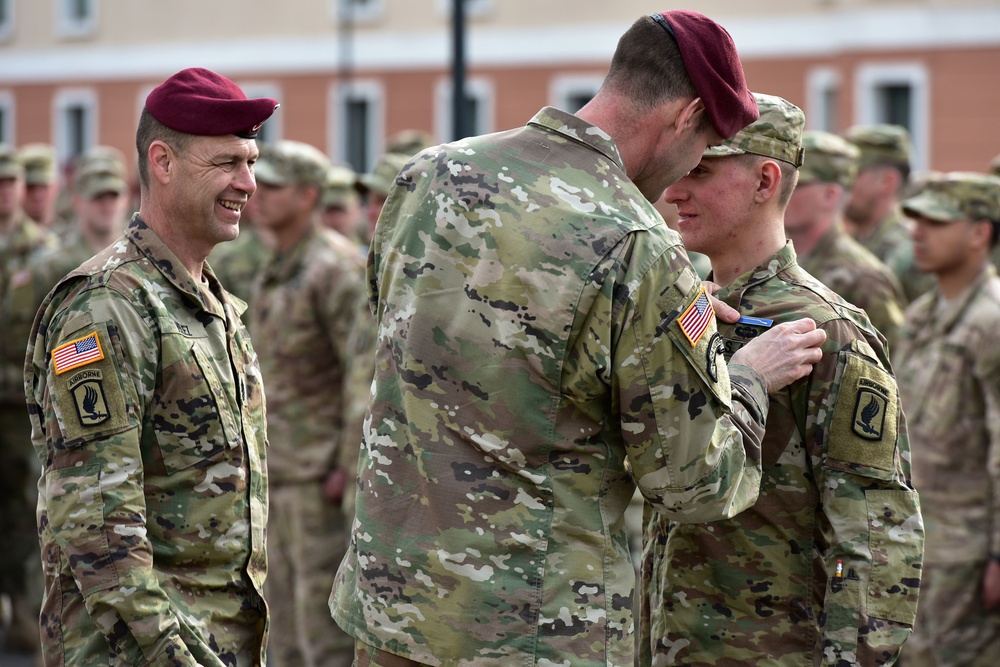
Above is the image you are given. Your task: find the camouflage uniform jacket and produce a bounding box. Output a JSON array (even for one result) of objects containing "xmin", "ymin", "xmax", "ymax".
[
  {"xmin": 642, "ymin": 242, "xmax": 923, "ymax": 666},
  {"xmin": 208, "ymin": 224, "xmax": 270, "ymax": 310},
  {"xmin": 1, "ymin": 211, "xmax": 59, "ymax": 403},
  {"xmin": 330, "ymin": 106, "xmax": 771, "ymax": 666},
  {"xmin": 857, "ymin": 207, "xmax": 934, "ymax": 304},
  {"xmin": 250, "ymin": 224, "xmax": 373, "ymax": 486},
  {"xmin": 24, "ymin": 216, "xmax": 269, "ymax": 667},
  {"xmin": 798, "ymin": 220, "xmax": 906, "ymax": 353},
  {"xmin": 894, "ymin": 266, "xmax": 1000, "ymax": 565}
]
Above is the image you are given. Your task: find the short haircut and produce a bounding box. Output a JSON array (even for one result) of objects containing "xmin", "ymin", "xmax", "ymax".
[
  {"xmin": 740, "ymin": 154, "xmax": 799, "ymax": 208},
  {"xmin": 135, "ymin": 107, "xmax": 195, "ymax": 191},
  {"xmin": 602, "ymin": 16, "xmax": 698, "ymax": 115}
]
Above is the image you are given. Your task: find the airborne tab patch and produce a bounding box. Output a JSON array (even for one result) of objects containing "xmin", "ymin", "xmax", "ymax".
[
  {"xmin": 852, "ymin": 380, "xmax": 889, "ymax": 440},
  {"xmin": 678, "ymin": 287, "xmax": 715, "ymax": 346},
  {"xmin": 53, "ymin": 332, "xmax": 105, "ymax": 375},
  {"xmin": 69, "ymin": 370, "xmax": 111, "ymax": 427},
  {"xmin": 828, "ymin": 353, "xmax": 898, "ymax": 472}
]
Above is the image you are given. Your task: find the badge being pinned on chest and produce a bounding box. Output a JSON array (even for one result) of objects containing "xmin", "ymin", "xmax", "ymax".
[{"xmin": 720, "ymin": 315, "xmax": 773, "ymax": 361}]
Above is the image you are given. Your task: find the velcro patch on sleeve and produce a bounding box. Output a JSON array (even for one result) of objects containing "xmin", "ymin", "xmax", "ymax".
[
  {"xmin": 828, "ymin": 353, "xmax": 898, "ymax": 471},
  {"xmin": 52, "ymin": 331, "xmax": 104, "ymax": 375}
]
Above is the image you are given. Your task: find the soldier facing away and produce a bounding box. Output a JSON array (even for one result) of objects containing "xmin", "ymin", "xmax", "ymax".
[
  {"xmin": 644, "ymin": 93, "xmax": 923, "ymax": 666},
  {"xmin": 24, "ymin": 67, "xmax": 275, "ymax": 667},
  {"xmin": 895, "ymin": 172, "xmax": 1000, "ymax": 666},
  {"xmin": 330, "ymin": 11, "xmax": 828, "ymax": 667}
]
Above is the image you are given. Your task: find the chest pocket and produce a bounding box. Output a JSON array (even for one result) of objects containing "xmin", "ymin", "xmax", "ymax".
[
  {"xmin": 154, "ymin": 318, "xmax": 242, "ymax": 474},
  {"xmin": 912, "ymin": 341, "xmax": 976, "ymax": 440}
]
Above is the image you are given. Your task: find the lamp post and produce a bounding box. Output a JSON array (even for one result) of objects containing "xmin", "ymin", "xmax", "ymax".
[{"xmin": 451, "ymin": 0, "xmax": 467, "ymax": 141}]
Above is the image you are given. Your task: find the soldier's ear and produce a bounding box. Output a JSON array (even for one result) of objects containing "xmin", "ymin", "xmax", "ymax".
[
  {"xmin": 148, "ymin": 140, "xmax": 175, "ymax": 185},
  {"xmin": 753, "ymin": 159, "xmax": 782, "ymax": 204}
]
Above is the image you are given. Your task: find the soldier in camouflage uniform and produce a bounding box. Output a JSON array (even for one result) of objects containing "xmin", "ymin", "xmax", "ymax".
[
  {"xmin": 785, "ymin": 130, "xmax": 907, "ymax": 352},
  {"xmin": 646, "ymin": 93, "xmax": 923, "ymax": 666},
  {"xmin": 894, "ymin": 172, "xmax": 1000, "ymax": 666},
  {"xmin": 23, "ymin": 67, "xmax": 275, "ymax": 667},
  {"xmin": 844, "ymin": 124, "xmax": 935, "ymax": 303},
  {"xmin": 331, "ymin": 12, "xmax": 829, "ymax": 667},
  {"xmin": 250, "ymin": 140, "xmax": 374, "ymax": 667},
  {"xmin": 0, "ymin": 143, "xmax": 59, "ymax": 653},
  {"xmin": 319, "ymin": 162, "xmax": 364, "ymax": 246},
  {"xmin": 357, "ymin": 151, "xmax": 410, "ymax": 247},
  {"xmin": 19, "ymin": 143, "xmax": 61, "ymax": 229}
]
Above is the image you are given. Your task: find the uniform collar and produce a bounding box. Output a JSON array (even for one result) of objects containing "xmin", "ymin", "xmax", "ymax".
[
  {"xmin": 714, "ymin": 241, "xmax": 799, "ymax": 305},
  {"xmin": 908, "ymin": 264, "xmax": 997, "ymax": 337},
  {"xmin": 527, "ymin": 106, "xmax": 625, "ymax": 171}
]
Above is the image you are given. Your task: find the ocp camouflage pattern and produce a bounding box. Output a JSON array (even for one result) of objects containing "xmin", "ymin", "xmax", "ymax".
[
  {"xmin": 330, "ymin": 106, "xmax": 771, "ymax": 666},
  {"xmin": 641, "ymin": 242, "xmax": 923, "ymax": 667},
  {"xmin": 24, "ymin": 216, "xmax": 269, "ymax": 667}
]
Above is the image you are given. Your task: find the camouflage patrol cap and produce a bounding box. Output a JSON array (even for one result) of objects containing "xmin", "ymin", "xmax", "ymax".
[
  {"xmin": 703, "ymin": 93, "xmax": 805, "ymax": 167},
  {"xmin": 358, "ymin": 152, "xmax": 410, "ymax": 196},
  {"xmin": 385, "ymin": 129, "xmax": 434, "ymax": 158},
  {"xmin": 901, "ymin": 171, "xmax": 1000, "ymax": 223},
  {"xmin": 0, "ymin": 144, "xmax": 25, "ymax": 180},
  {"xmin": 254, "ymin": 140, "xmax": 331, "ymax": 188},
  {"xmin": 73, "ymin": 155, "xmax": 128, "ymax": 198},
  {"xmin": 321, "ymin": 163, "xmax": 360, "ymax": 208},
  {"xmin": 18, "ymin": 143, "xmax": 58, "ymax": 185},
  {"xmin": 798, "ymin": 130, "xmax": 860, "ymax": 188},
  {"xmin": 844, "ymin": 124, "xmax": 911, "ymax": 170}
]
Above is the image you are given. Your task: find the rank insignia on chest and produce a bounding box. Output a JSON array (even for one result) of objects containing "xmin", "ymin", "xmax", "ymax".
[
  {"xmin": 52, "ymin": 331, "xmax": 105, "ymax": 375},
  {"xmin": 852, "ymin": 379, "xmax": 889, "ymax": 441}
]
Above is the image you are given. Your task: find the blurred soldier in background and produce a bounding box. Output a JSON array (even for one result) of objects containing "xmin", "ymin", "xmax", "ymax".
[
  {"xmin": 785, "ymin": 130, "xmax": 906, "ymax": 351},
  {"xmin": 895, "ymin": 172, "xmax": 1000, "ymax": 667},
  {"xmin": 384, "ymin": 129, "xmax": 433, "ymax": 160},
  {"xmin": 319, "ymin": 163, "xmax": 364, "ymax": 246},
  {"xmin": 0, "ymin": 144, "xmax": 58, "ymax": 655},
  {"xmin": 844, "ymin": 124, "xmax": 935, "ymax": 303},
  {"xmin": 647, "ymin": 94, "xmax": 921, "ymax": 666},
  {"xmin": 18, "ymin": 143, "xmax": 60, "ymax": 229},
  {"xmin": 250, "ymin": 140, "xmax": 374, "ymax": 667},
  {"xmin": 357, "ymin": 151, "xmax": 410, "ymax": 248}
]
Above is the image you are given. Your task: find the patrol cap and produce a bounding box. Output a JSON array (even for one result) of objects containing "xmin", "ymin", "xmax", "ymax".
[
  {"xmin": 798, "ymin": 130, "xmax": 860, "ymax": 188},
  {"xmin": 843, "ymin": 124, "xmax": 911, "ymax": 170},
  {"xmin": 650, "ymin": 10, "xmax": 758, "ymax": 139},
  {"xmin": 358, "ymin": 152, "xmax": 410, "ymax": 196},
  {"xmin": 0, "ymin": 144, "xmax": 25, "ymax": 180},
  {"xmin": 321, "ymin": 163, "xmax": 360, "ymax": 208},
  {"xmin": 385, "ymin": 129, "xmax": 434, "ymax": 158},
  {"xmin": 73, "ymin": 156, "xmax": 128, "ymax": 199},
  {"xmin": 254, "ymin": 140, "xmax": 331, "ymax": 188},
  {"xmin": 18, "ymin": 143, "xmax": 58, "ymax": 185},
  {"xmin": 703, "ymin": 93, "xmax": 804, "ymax": 167},
  {"xmin": 901, "ymin": 171, "xmax": 1000, "ymax": 224},
  {"xmin": 145, "ymin": 67, "xmax": 278, "ymax": 139}
]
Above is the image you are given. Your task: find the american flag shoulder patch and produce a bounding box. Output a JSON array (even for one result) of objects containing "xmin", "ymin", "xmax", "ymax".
[
  {"xmin": 678, "ymin": 287, "xmax": 715, "ymax": 347},
  {"xmin": 53, "ymin": 331, "xmax": 105, "ymax": 375}
]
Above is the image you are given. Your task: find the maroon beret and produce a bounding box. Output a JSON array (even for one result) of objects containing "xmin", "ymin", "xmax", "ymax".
[
  {"xmin": 652, "ymin": 10, "xmax": 758, "ymax": 139},
  {"xmin": 145, "ymin": 67, "xmax": 279, "ymax": 139}
]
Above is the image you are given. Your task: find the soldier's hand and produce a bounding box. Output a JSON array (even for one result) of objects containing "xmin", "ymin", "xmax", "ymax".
[
  {"xmin": 730, "ymin": 318, "xmax": 825, "ymax": 393},
  {"xmin": 704, "ymin": 280, "xmax": 740, "ymax": 323},
  {"xmin": 983, "ymin": 559, "xmax": 1000, "ymax": 610}
]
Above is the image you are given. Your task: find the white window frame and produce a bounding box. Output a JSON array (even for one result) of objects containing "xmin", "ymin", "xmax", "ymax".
[
  {"xmin": 238, "ymin": 82, "xmax": 283, "ymax": 145},
  {"xmin": 549, "ymin": 74, "xmax": 604, "ymax": 114},
  {"xmin": 56, "ymin": 0, "xmax": 98, "ymax": 39},
  {"xmin": 53, "ymin": 88, "xmax": 98, "ymax": 165},
  {"xmin": 435, "ymin": 76, "xmax": 494, "ymax": 142},
  {"xmin": 330, "ymin": 0, "xmax": 385, "ymax": 24},
  {"xmin": 806, "ymin": 67, "xmax": 841, "ymax": 132},
  {"xmin": 0, "ymin": 91, "xmax": 14, "ymax": 146},
  {"xmin": 0, "ymin": 0, "xmax": 15, "ymax": 43},
  {"xmin": 853, "ymin": 62, "xmax": 930, "ymax": 172},
  {"xmin": 436, "ymin": 0, "xmax": 494, "ymax": 18},
  {"xmin": 331, "ymin": 79, "xmax": 384, "ymax": 172}
]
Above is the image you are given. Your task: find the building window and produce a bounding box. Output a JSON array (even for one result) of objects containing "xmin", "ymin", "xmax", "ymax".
[
  {"xmin": 332, "ymin": 0, "xmax": 384, "ymax": 23},
  {"xmin": 0, "ymin": 92, "xmax": 13, "ymax": 145},
  {"xmin": 436, "ymin": 77, "xmax": 494, "ymax": 142},
  {"xmin": 550, "ymin": 75, "xmax": 603, "ymax": 114},
  {"xmin": 0, "ymin": 0, "xmax": 15, "ymax": 42},
  {"xmin": 54, "ymin": 89, "xmax": 97, "ymax": 165},
  {"xmin": 238, "ymin": 83, "xmax": 282, "ymax": 145},
  {"xmin": 332, "ymin": 80, "xmax": 383, "ymax": 172},
  {"xmin": 806, "ymin": 67, "xmax": 841, "ymax": 132},
  {"xmin": 57, "ymin": 0, "xmax": 98, "ymax": 38},
  {"xmin": 854, "ymin": 62, "xmax": 930, "ymax": 171}
]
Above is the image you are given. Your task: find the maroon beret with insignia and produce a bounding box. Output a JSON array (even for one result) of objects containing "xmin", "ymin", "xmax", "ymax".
[
  {"xmin": 652, "ymin": 10, "xmax": 758, "ymax": 140},
  {"xmin": 145, "ymin": 67, "xmax": 279, "ymax": 139}
]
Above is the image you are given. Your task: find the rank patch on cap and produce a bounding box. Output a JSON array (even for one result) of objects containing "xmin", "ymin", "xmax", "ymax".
[
  {"xmin": 678, "ymin": 287, "xmax": 715, "ymax": 346},
  {"xmin": 52, "ymin": 332, "xmax": 105, "ymax": 375}
]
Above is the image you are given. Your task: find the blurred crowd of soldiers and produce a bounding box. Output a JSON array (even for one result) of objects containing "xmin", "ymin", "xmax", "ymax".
[{"xmin": 1, "ymin": 105, "xmax": 999, "ymax": 665}]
